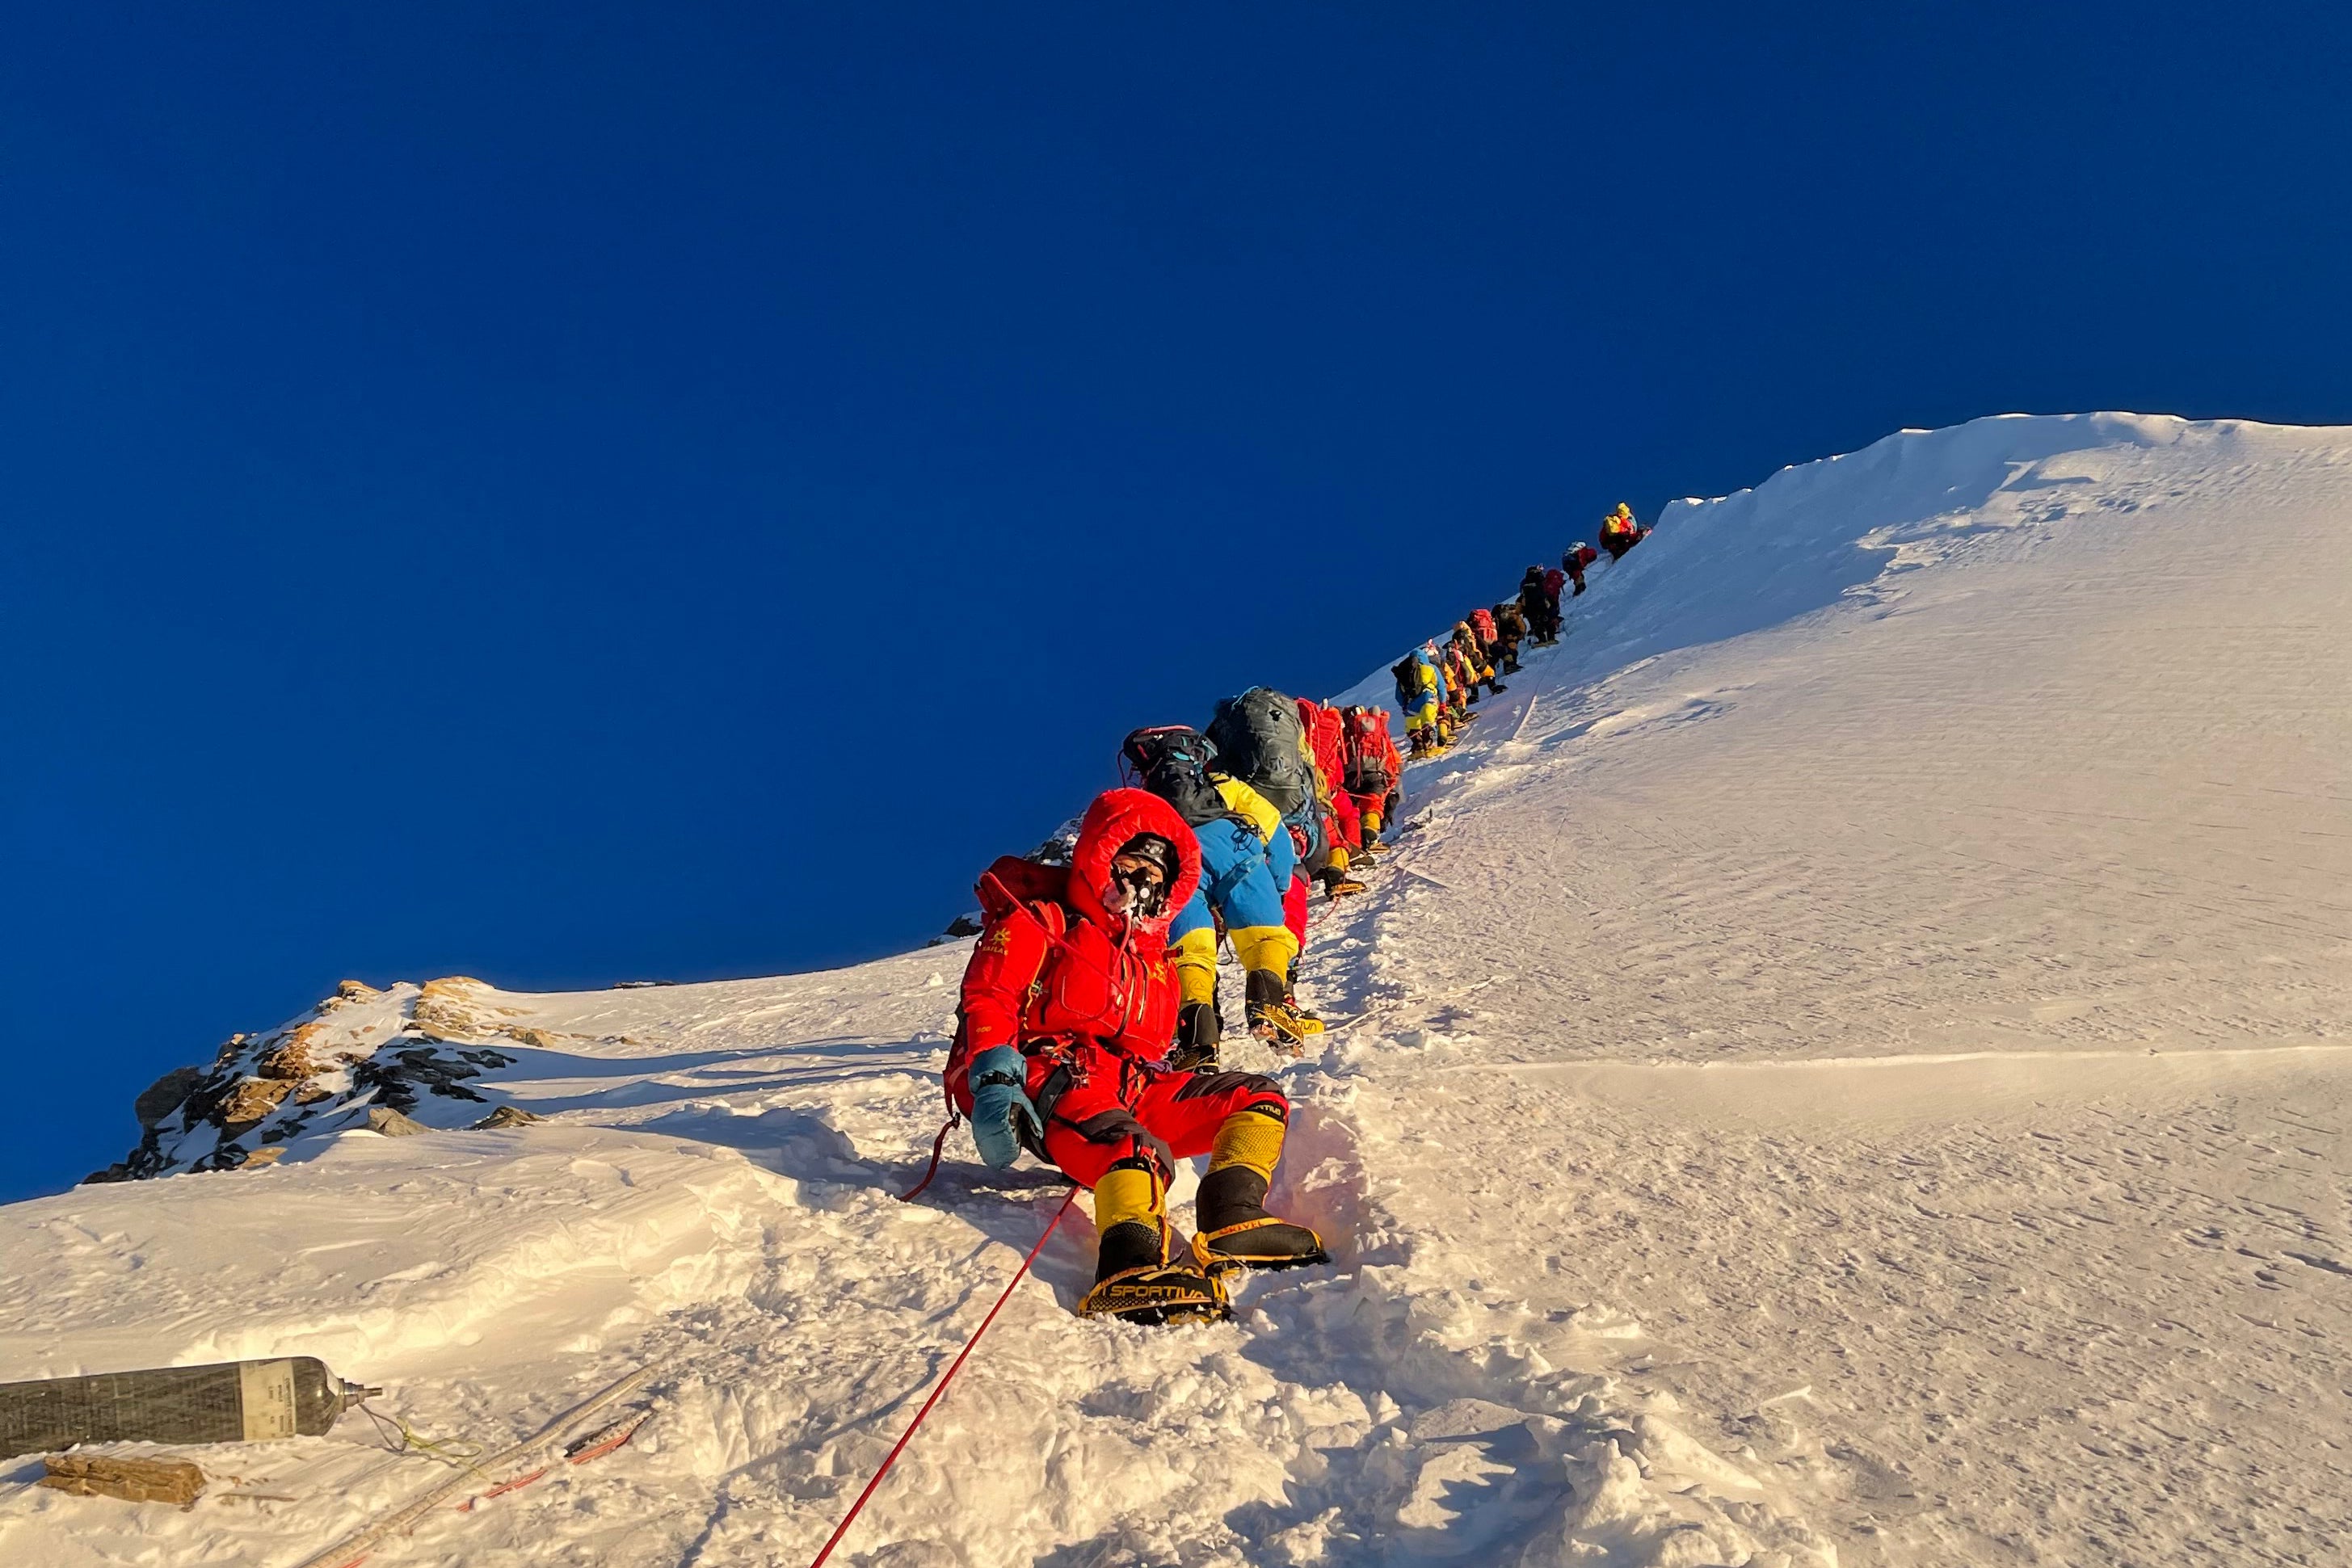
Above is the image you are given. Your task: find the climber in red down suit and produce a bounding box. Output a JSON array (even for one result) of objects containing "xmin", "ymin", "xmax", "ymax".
[{"xmin": 948, "ymin": 788, "xmax": 1328, "ymax": 1324}]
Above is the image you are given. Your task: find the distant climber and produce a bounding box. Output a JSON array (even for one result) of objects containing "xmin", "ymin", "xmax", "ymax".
[
  {"xmin": 1438, "ymin": 637, "xmax": 1477, "ymax": 722},
  {"xmin": 1519, "ymin": 566, "xmax": 1559, "ymax": 645},
  {"xmin": 1422, "ymin": 640, "xmax": 1462, "ymax": 738},
  {"xmin": 1340, "ymin": 704, "xmax": 1403, "ymax": 853},
  {"xmin": 1467, "ymin": 607, "xmax": 1508, "ymax": 694},
  {"xmin": 948, "ymin": 787, "xmax": 1327, "ymax": 1325},
  {"xmin": 1600, "ymin": 503, "xmax": 1647, "ymax": 561},
  {"xmin": 1393, "ymin": 647, "xmax": 1445, "ymax": 758},
  {"xmin": 1454, "ymin": 619, "xmax": 1504, "ymax": 700},
  {"xmin": 1490, "ymin": 601, "xmax": 1525, "ymax": 673},
  {"xmin": 1297, "ymin": 698, "xmax": 1368, "ymax": 901},
  {"xmin": 1563, "ymin": 541, "xmax": 1597, "ymax": 597}
]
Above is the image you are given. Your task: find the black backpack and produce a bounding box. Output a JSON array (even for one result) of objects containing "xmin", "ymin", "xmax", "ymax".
[
  {"xmin": 1205, "ymin": 687, "xmax": 1316, "ymax": 822},
  {"xmin": 1121, "ymin": 726, "xmax": 1244, "ymax": 830}
]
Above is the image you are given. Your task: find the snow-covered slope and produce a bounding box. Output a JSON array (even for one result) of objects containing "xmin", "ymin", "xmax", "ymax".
[{"xmin": 5, "ymin": 413, "xmax": 2347, "ymax": 1567}]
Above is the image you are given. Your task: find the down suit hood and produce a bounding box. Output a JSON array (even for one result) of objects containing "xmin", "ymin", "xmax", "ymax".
[{"xmin": 1064, "ymin": 788, "xmax": 1202, "ymax": 949}]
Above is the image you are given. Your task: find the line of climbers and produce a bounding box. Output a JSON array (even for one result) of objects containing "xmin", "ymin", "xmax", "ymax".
[
  {"xmin": 1395, "ymin": 502, "xmax": 1647, "ymax": 757},
  {"xmin": 929, "ymin": 505, "xmax": 1650, "ymax": 1328}
]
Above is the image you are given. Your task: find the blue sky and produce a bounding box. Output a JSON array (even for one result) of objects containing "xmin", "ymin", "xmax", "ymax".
[{"xmin": 4, "ymin": 3, "xmax": 2347, "ymax": 1201}]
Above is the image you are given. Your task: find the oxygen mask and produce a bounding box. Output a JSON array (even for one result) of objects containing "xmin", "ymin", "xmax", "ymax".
[{"xmin": 1104, "ymin": 849, "xmax": 1171, "ymax": 920}]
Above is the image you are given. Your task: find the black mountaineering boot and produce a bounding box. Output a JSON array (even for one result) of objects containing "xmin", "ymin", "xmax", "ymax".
[
  {"xmin": 1244, "ymin": 967, "xmax": 1321, "ymax": 1052},
  {"xmin": 1168, "ymin": 1000, "xmax": 1222, "ymax": 1072},
  {"xmin": 1193, "ymin": 1111, "xmax": 1329, "ymax": 1272},
  {"xmin": 1079, "ymin": 1165, "xmax": 1230, "ymax": 1326},
  {"xmin": 1320, "ymin": 867, "xmax": 1368, "ymax": 899}
]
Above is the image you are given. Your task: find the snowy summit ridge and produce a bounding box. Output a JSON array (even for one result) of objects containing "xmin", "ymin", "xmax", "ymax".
[{"xmin": 7, "ymin": 410, "xmax": 2350, "ymax": 1567}]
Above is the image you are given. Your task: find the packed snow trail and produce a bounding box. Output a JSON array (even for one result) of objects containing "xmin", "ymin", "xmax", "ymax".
[{"xmin": 3, "ymin": 412, "xmax": 2348, "ymax": 1566}]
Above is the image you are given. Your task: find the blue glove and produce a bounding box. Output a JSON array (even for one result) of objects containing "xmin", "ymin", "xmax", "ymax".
[{"xmin": 969, "ymin": 1045, "xmax": 1041, "ymax": 1168}]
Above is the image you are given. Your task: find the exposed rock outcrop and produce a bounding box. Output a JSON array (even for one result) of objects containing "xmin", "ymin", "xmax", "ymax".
[
  {"xmin": 216, "ymin": 1077, "xmax": 291, "ymax": 1133},
  {"xmin": 99, "ymin": 976, "xmax": 538, "ymax": 1181},
  {"xmin": 133, "ymin": 1066, "xmax": 203, "ymax": 1129}
]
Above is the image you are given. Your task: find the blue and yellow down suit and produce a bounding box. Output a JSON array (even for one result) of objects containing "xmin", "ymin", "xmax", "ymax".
[
  {"xmin": 1394, "ymin": 644, "xmax": 1446, "ymax": 752},
  {"xmin": 1168, "ymin": 773, "xmax": 1298, "ymax": 1010}
]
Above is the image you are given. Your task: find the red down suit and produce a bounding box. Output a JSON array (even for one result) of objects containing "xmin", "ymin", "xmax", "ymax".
[
  {"xmin": 950, "ymin": 788, "xmax": 1290, "ymax": 1188},
  {"xmin": 1297, "ymin": 698, "xmax": 1361, "ymax": 855}
]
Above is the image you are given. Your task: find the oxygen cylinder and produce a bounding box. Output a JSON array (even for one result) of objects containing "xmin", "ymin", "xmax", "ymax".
[{"xmin": 0, "ymin": 1357, "xmax": 381, "ymax": 1457}]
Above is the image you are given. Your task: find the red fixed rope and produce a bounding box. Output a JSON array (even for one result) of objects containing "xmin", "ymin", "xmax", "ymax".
[{"xmin": 805, "ymin": 1188, "xmax": 1078, "ymax": 1568}]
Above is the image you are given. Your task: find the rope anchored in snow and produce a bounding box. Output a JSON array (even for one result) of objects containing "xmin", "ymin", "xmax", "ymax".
[{"xmin": 805, "ymin": 1188, "xmax": 1077, "ymax": 1568}]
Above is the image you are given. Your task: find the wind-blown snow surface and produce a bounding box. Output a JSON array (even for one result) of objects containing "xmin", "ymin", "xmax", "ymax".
[{"xmin": 6, "ymin": 413, "xmax": 2349, "ymax": 1566}]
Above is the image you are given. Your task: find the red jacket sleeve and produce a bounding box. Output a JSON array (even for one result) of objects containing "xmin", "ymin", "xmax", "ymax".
[{"xmin": 957, "ymin": 906, "xmax": 1051, "ymax": 1061}]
